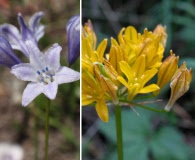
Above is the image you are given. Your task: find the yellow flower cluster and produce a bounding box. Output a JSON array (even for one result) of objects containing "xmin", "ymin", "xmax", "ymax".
[{"xmin": 82, "ymin": 21, "xmax": 192, "ymax": 122}]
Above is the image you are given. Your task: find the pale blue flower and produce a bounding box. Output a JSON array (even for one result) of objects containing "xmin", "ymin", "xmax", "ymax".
[
  {"xmin": 66, "ymin": 15, "xmax": 80, "ymax": 65},
  {"xmin": 0, "ymin": 12, "xmax": 45, "ymax": 57},
  {"xmin": 11, "ymin": 41, "xmax": 80, "ymax": 106},
  {"xmin": 0, "ymin": 35, "xmax": 21, "ymax": 67}
]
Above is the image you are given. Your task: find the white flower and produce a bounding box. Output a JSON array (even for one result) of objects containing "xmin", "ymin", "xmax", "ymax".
[
  {"xmin": 0, "ymin": 143, "xmax": 23, "ymax": 160},
  {"xmin": 11, "ymin": 41, "xmax": 80, "ymax": 106}
]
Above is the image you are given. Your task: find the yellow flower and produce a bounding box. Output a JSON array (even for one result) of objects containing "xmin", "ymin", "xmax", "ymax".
[
  {"xmin": 93, "ymin": 61, "xmax": 118, "ymax": 104},
  {"xmin": 153, "ymin": 24, "xmax": 167, "ymax": 47},
  {"xmin": 117, "ymin": 26, "xmax": 165, "ymax": 70},
  {"xmin": 82, "ymin": 37, "xmax": 107, "ymax": 73},
  {"xmin": 154, "ymin": 50, "xmax": 179, "ymax": 95},
  {"xmin": 82, "ymin": 20, "xmax": 192, "ymax": 122},
  {"xmin": 83, "ymin": 20, "xmax": 97, "ymax": 50},
  {"xmin": 165, "ymin": 62, "xmax": 192, "ymax": 111},
  {"xmin": 82, "ymin": 69, "xmax": 109, "ymax": 122},
  {"xmin": 107, "ymin": 38, "xmax": 126, "ymax": 76},
  {"xmin": 117, "ymin": 59, "xmax": 160, "ymax": 101}
]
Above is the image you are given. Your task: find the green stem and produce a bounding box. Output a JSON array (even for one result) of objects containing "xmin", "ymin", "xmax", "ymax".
[
  {"xmin": 119, "ymin": 99, "xmax": 167, "ymax": 113},
  {"xmin": 115, "ymin": 104, "xmax": 123, "ymax": 160},
  {"xmin": 34, "ymin": 113, "xmax": 38, "ymax": 160},
  {"xmin": 44, "ymin": 98, "xmax": 51, "ymax": 160}
]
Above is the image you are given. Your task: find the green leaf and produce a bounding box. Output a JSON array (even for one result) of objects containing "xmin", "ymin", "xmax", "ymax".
[
  {"xmin": 150, "ymin": 127, "xmax": 190, "ymax": 160},
  {"xmin": 100, "ymin": 107, "xmax": 191, "ymax": 160}
]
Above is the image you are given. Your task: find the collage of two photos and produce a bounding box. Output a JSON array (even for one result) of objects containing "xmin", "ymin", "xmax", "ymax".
[{"xmin": 0, "ymin": 0, "xmax": 195, "ymax": 160}]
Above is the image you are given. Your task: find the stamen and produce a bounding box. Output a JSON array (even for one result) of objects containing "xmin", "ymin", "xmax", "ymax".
[{"xmin": 36, "ymin": 67, "xmax": 55, "ymax": 85}]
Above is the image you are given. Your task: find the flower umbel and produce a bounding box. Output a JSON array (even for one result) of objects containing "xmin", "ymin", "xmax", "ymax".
[
  {"xmin": 0, "ymin": 12, "xmax": 45, "ymax": 57},
  {"xmin": 82, "ymin": 20, "xmax": 192, "ymax": 122},
  {"xmin": 11, "ymin": 41, "xmax": 80, "ymax": 106}
]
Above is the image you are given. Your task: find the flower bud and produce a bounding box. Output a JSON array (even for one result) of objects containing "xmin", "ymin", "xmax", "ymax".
[
  {"xmin": 153, "ymin": 24, "xmax": 167, "ymax": 47},
  {"xmin": 83, "ymin": 20, "xmax": 97, "ymax": 50},
  {"xmin": 165, "ymin": 62, "xmax": 192, "ymax": 111},
  {"xmin": 154, "ymin": 51, "xmax": 179, "ymax": 95},
  {"xmin": 0, "ymin": 36, "xmax": 21, "ymax": 67},
  {"xmin": 66, "ymin": 15, "xmax": 80, "ymax": 65}
]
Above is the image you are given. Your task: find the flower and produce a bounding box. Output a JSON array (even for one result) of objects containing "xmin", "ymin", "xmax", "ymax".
[
  {"xmin": 153, "ymin": 24, "xmax": 167, "ymax": 47},
  {"xmin": 0, "ymin": 12, "xmax": 45, "ymax": 57},
  {"xmin": 154, "ymin": 50, "xmax": 179, "ymax": 95},
  {"xmin": 117, "ymin": 60, "xmax": 159, "ymax": 101},
  {"xmin": 66, "ymin": 15, "xmax": 80, "ymax": 65},
  {"xmin": 11, "ymin": 40, "xmax": 80, "ymax": 106},
  {"xmin": 165, "ymin": 62, "xmax": 192, "ymax": 111},
  {"xmin": 0, "ymin": 35, "xmax": 21, "ymax": 67},
  {"xmin": 82, "ymin": 69, "xmax": 109, "ymax": 122},
  {"xmin": 83, "ymin": 20, "xmax": 97, "ymax": 50},
  {"xmin": 0, "ymin": 143, "xmax": 23, "ymax": 160}
]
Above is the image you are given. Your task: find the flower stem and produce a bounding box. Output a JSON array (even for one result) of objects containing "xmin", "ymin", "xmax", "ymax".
[
  {"xmin": 115, "ymin": 104, "xmax": 123, "ymax": 160},
  {"xmin": 34, "ymin": 114, "xmax": 38, "ymax": 160},
  {"xmin": 44, "ymin": 98, "xmax": 51, "ymax": 160}
]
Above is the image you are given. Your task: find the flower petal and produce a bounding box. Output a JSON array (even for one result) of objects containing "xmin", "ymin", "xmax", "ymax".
[
  {"xmin": 82, "ymin": 94, "xmax": 95, "ymax": 106},
  {"xmin": 56, "ymin": 66, "xmax": 80, "ymax": 84},
  {"xmin": 43, "ymin": 82, "xmax": 58, "ymax": 99},
  {"xmin": 11, "ymin": 63, "xmax": 36, "ymax": 81},
  {"xmin": 95, "ymin": 100, "xmax": 109, "ymax": 122},
  {"xmin": 18, "ymin": 13, "xmax": 37, "ymax": 46},
  {"xmin": 0, "ymin": 24, "xmax": 29, "ymax": 57},
  {"xmin": 22, "ymin": 82, "xmax": 43, "ymax": 106},
  {"xmin": 29, "ymin": 11, "xmax": 45, "ymax": 41},
  {"xmin": 139, "ymin": 84, "xmax": 160, "ymax": 93},
  {"xmin": 0, "ymin": 36, "xmax": 21, "ymax": 67},
  {"xmin": 44, "ymin": 43, "xmax": 62, "ymax": 71},
  {"xmin": 25, "ymin": 40, "xmax": 44, "ymax": 69},
  {"xmin": 119, "ymin": 61, "xmax": 134, "ymax": 82}
]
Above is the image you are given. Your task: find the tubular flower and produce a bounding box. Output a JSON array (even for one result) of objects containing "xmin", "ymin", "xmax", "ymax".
[
  {"xmin": 82, "ymin": 20, "xmax": 107, "ymax": 71},
  {"xmin": 153, "ymin": 24, "xmax": 167, "ymax": 47},
  {"xmin": 11, "ymin": 41, "xmax": 80, "ymax": 106},
  {"xmin": 82, "ymin": 69, "xmax": 109, "ymax": 122},
  {"xmin": 165, "ymin": 62, "xmax": 192, "ymax": 111},
  {"xmin": 0, "ymin": 12, "xmax": 45, "ymax": 57},
  {"xmin": 66, "ymin": 15, "xmax": 80, "ymax": 65},
  {"xmin": 0, "ymin": 35, "xmax": 21, "ymax": 67},
  {"xmin": 83, "ymin": 20, "xmax": 97, "ymax": 50},
  {"xmin": 93, "ymin": 61, "xmax": 118, "ymax": 104},
  {"xmin": 154, "ymin": 50, "xmax": 179, "ymax": 95},
  {"xmin": 82, "ymin": 36, "xmax": 107, "ymax": 73}
]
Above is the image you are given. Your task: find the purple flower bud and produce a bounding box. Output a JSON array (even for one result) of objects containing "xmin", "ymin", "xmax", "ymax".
[
  {"xmin": 66, "ymin": 15, "xmax": 80, "ymax": 65},
  {"xmin": 0, "ymin": 36, "xmax": 22, "ymax": 68}
]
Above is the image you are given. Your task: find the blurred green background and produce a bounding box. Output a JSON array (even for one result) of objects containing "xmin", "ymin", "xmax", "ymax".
[
  {"xmin": 82, "ymin": 0, "xmax": 195, "ymax": 160},
  {"xmin": 0, "ymin": 0, "xmax": 80, "ymax": 159}
]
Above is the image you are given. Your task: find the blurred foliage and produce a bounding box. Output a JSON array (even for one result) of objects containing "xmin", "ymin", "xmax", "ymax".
[
  {"xmin": 82, "ymin": 0, "xmax": 195, "ymax": 159},
  {"xmin": 100, "ymin": 107, "xmax": 194, "ymax": 160}
]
